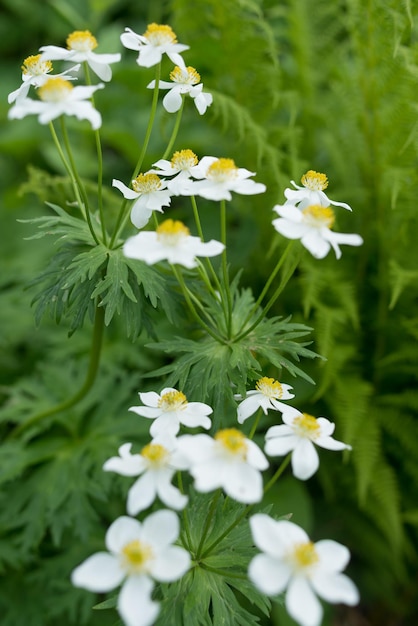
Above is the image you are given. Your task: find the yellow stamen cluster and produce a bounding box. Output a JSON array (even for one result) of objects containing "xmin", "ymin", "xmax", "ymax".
[
  {"xmin": 38, "ymin": 77, "xmax": 73, "ymax": 102},
  {"xmin": 132, "ymin": 173, "xmax": 162, "ymax": 193},
  {"xmin": 256, "ymin": 377, "xmax": 284, "ymax": 399},
  {"xmin": 301, "ymin": 170, "xmax": 328, "ymax": 191},
  {"xmin": 207, "ymin": 158, "xmax": 238, "ymax": 182},
  {"xmin": 66, "ymin": 30, "xmax": 98, "ymax": 52},
  {"xmin": 144, "ymin": 23, "xmax": 177, "ymax": 45},
  {"xmin": 22, "ymin": 54, "xmax": 52, "ymax": 77},
  {"xmin": 157, "ymin": 389, "xmax": 188, "ymax": 411},
  {"xmin": 302, "ymin": 204, "xmax": 335, "ymax": 229},
  {"xmin": 171, "ymin": 149, "xmax": 198, "ymax": 170},
  {"xmin": 170, "ymin": 66, "xmax": 201, "ymax": 85},
  {"xmin": 215, "ymin": 428, "xmax": 248, "ymax": 458},
  {"xmin": 292, "ymin": 541, "xmax": 319, "ymax": 570},
  {"xmin": 141, "ymin": 443, "xmax": 169, "ymax": 466},
  {"xmin": 293, "ymin": 413, "xmax": 321, "ymax": 439},
  {"xmin": 121, "ymin": 539, "xmax": 154, "ymax": 574}
]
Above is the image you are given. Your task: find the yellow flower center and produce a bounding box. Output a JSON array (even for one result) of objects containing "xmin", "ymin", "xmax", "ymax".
[
  {"xmin": 38, "ymin": 77, "xmax": 73, "ymax": 102},
  {"xmin": 22, "ymin": 54, "xmax": 52, "ymax": 77},
  {"xmin": 255, "ymin": 377, "xmax": 283, "ymax": 399},
  {"xmin": 132, "ymin": 173, "xmax": 162, "ymax": 193},
  {"xmin": 141, "ymin": 443, "xmax": 169, "ymax": 467},
  {"xmin": 121, "ymin": 539, "xmax": 154, "ymax": 575},
  {"xmin": 156, "ymin": 220, "xmax": 190, "ymax": 246},
  {"xmin": 301, "ymin": 170, "xmax": 329, "ymax": 191},
  {"xmin": 291, "ymin": 541, "xmax": 319, "ymax": 570},
  {"xmin": 144, "ymin": 23, "xmax": 178, "ymax": 45},
  {"xmin": 207, "ymin": 158, "xmax": 238, "ymax": 182},
  {"xmin": 293, "ymin": 413, "xmax": 321, "ymax": 440},
  {"xmin": 170, "ymin": 66, "xmax": 201, "ymax": 85},
  {"xmin": 157, "ymin": 389, "xmax": 188, "ymax": 411},
  {"xmin": 171, "ymin": 149, "xmax": 198, "ymax": 170},
  {"xmin": 302, "ymin": 204, "xmax": 335, "ymax": 229},
  {"xmin": 66, "ymin": 30, "xmax": 98, "ymax": 52},
  {"xmin": 215, "ymin": 428, "xmax": 248, "ymax": 458}
]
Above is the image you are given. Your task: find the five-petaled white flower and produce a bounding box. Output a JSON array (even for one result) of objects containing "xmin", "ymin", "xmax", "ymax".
[
  {"xmin": 235, "ymin": 376, "xmax": 295, "ymax": 424},
  {"xmin": 123, "ymin": 219, "xmax": 225, "ymax": 269},
  {"xmin": 150, "ymin": 149, "xmax": 200, "ymax": 195},
  {"xmin": 40, "ymin": 30, "xmax": 121, "ymax": 82},
  {"xmin": 284, "ymin": 170, "xmax": 352, "ymax": 211},
  {"xmin": 71, "ymin": 511, "xmax": 190, "ymax": 626},
  {"xmin": 264, "ymin": 406, "xmax": 351, "ymax": 480},
  {"xmin": 121, "ymin": 24, "xmax": 189, "ymax": 68},
  {"xmin": 178, "ymin": 428, "xmax": 269, "ymax": 503},
  {"xmin": 112, "ymin": 173, "xmax": 172, "ymax": 229},
  {"xmin": 249, "ymin": 515, "xmax": 359, "ymax": 626},
  {"xmin": 8, "ymin": 76, "xmax": 104, "ymax": 129},
  {"xmin": 103, "ymin": 438, "xmax": 189, "ymax": 515},
  {"xmin": 272, "ymin": 203, "xmax": 363, "ymax": 259},
  {"xmin": 148, "ymin": 65, "xmax": 212, "ymax": 115},
  {"xmin": 129, "ymin": 387, "xmax": 213, "ymax": 437},
  {"xmin": 8, "ymin": 54, "xmax": 80, "ymax": 104},
  {"xmin": 187, "ymin": 156, "xmax": 266, "ymax": 201}
]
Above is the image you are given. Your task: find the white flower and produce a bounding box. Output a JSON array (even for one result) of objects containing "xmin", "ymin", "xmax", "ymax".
[
  {"xmin": 148, "ymin": 65, "xmax": 213, "ymax": 115},
  {"xmin": 40, "ymin": 30, "xmax": 121, "ymax": 81},
  {"xmin": 120, "ymin": 24, "xmax": 189, "ymax": 68},
  {"xmin": 187, "ymin": 156, "xmax": 267, "ymax": 201},
  {"xmin": 129, "ymin": 387, "xmax": 213, "ymax": 437},
  {"xmin": 112, "ymin": 173, "xmax": 172, "ymax": 229},
  {"xmin": 71, "ymin": 510, "xmax": 190, "ymax": 626},
  {"xmin": 235, "ymin": 376, "xmax": 295, "ymax": 424},
  {"xmin": 123, "ymin": 219, "xmax": 225, "ymax": 269},
  {"xmin": 8, "ymin": 76, "xmax": 104, "ymax": 129},
  {"xmin": 178, "ymin": 428, "xmax": 269, "ymax": 504},
  {"xmin": 284, "ymin": 170, "xmax": 352, "ymax": 211},
  {"xmin": 150, "ymin": 149, "xmax": 199, "ymax": 195},
  {"xmin": 272, "ymin": 203, "xmax": 363, "ymax": 259},
  {"xmin": 249, "ymin": 515, "xmax": 359, "ymax": 626},
  {"xmin": 8, "ymin": 54, "xmax": 80, "ymax": 104},
  {"xmin": 264, "ymin": 407, "xmax": 351, "ymax": 480},
  {"xmin": 103, "ymin": 439, "xmax": 189, "ymax": 515}
]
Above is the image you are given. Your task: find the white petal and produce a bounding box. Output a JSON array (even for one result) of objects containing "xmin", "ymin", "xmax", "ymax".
[
  {"xmin": 272, "ymin": 218, "xmax": 309, "ymax": 240},
  {"xmin": 249, "ymin": 514, "xmax": 287, "ymax": 557},
  {"xmin": 225, "ymin": 462, "xmax": 263, "ymax": 503},
  {"xmin": 237, "ymin": 394, "xmax": 263, "ymax": 423},
  {"xmin": 120, "ymin": 30, "xmax": 142, "ymax": 51},
  {"xmin": 264, "ymin": 433, "xmax": 298, "ymax": 457},
  {"xmin": 71, "ymin": 553, "xmax": 124, "ymax": 592},
  {"xmin": 138, "ymin": 391, "xmax": 161, "ymax": 407},
  {"xmin": 130, "ymin": 201, "xmax": 153, "ymax": 230},
  {"xmin": 275, "ymin": 520, "xmax": 310, "ymax": 546},
  {"xmin": 106, "ymin": 516, "xmax": 142, "ymax": 554},
  {"xmin": 112, "ymin": 178, "xmax": 139, "ymax": 200},
  {"xmin": 311, "ymin": 572, "xmax": 359, "ymax": 606},
  {"xmin": 248, "ymin": 553, "xmax": 291, "ymax": 596},
  {"xmin": 129, "ymin": 405, "xmax": 162, "ymax": 419},
  {"xmin": 150, "ymin": 413, "xmax": 180, "ymax": 438},
  {"xmin": 127, "ymin": 473, "xmax": 157, "ymax": 516},
  {"xmin": 315, "ymin": 540, "xmax": 351, "ymax": 572},
  {"xmin": 156, "ymin": 475, "xmax": 188, "ymax": 510},
  {"xmin": 150, "ymin": 545, "xmax": 191, "ymax": 582},
  {"xmin": 246, "ymin": 440, "xmax": 269, "ymax": 470},
  {"xmin": 301, "ymin": 229, "xmax": 331, "ymax": 259},
  {"xmin": 286, "ymin": 577, "xmax": 323, "ymax": 626},
  {"xmin": 291, "ymin": 440, "xmax": 319, "ymax": 480},
  {"xmin": 230, "ymin": 179, "xmax": 266, "ymax": 196},
  {"xmin": 162, "ymin": 88, "xmax": 183, "ymax": 113},
  {"xmin": 87, "ymin": 59, "xmax": 112, "ymax": 81},
  {"xmin": 118, "ymin": 576, "xmax": 159, "ymax": 626},
  {"xmin": 141, "ymin": 509, "xmax": 180, "ymax": 548},
  {"xmin": 103, "ymin": 445, "xmax": 145, "ymax": 476},
  {"xmin": 273, "ymin": 203, "xmax": 304, "ymax": 221},
  {"xmin": 315, "ymin": 435, "xmax": 351, "ymax": 451},
  {"xmin": 191, "ymin": 460, "xmax": 224, "ymax": 492}
]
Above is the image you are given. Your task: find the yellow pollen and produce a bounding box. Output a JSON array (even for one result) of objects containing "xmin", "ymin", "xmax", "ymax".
[
  {"xmin": 22, "ymin": 54, "xmax": 52, "ymax": 76},
  {"xmin": 121, "ymin": 539, "xmax": 154, "ymax": 574},
  {"xmin": 292, "ymin": 541, "xmax": 319, "ymax": 570},
  {"xmin": 301, "ymin": 170, "xmax": 329, "ymax": 191},
  {"xmin": 132, "ymin": 173, "xmax": 162, "ymax": 193},
  {"xmin": 303, "ymin": 204, "xmax": 335, "ymax": 229},
  {"xmin": 66, "ymin": 30, "xmax": 98, "ymax": 52},
  {"xmin": 38, "ymin": 77, "xmax": 73, "ymax": 102},
  {"xmin": 255, "ymin": 377, "xmax": 283, "ymax": 399},
  {"xmin": 141, "ymin": 443, "xmax": 169, "ymax": 466},
  {"xmin": 157, "ymin": 389, "xmax": 188, "ymax": 411},
  {"xmin": 144, "ymin": 23, "xmax": 177, "ymax": 45},
  {"xmin": 215, "ymin": 428, "xmax": 248, "ymax": 457},
  {"xmin": 293, "ymin": 413, "xmax": 321, "ymax": 439},
  {"xmin": 171, "ymin": 149, "xmax": 198, "ymax": 170},
  {"xmin": 207, "ymin": 158, "xmax": 238, "ymax": 182},
  {"xmin": 170, "ymin": 66, "xmax": 201, "ymax": 85}
]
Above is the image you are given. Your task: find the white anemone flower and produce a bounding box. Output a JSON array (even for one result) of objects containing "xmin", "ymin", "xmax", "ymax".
[
  {"xmin": 8, "ymin": 54, "xmax": 80, "ymax": 104},
  {"xmin": 40, "ymin": 30, "xmax": 121, "ymax": 82},
  {"xmin": 120, "ymin": 24, "xmax": 189, "ymax": 68},
  {"xmin": 129, "ymin": 387, "xmax": 213, "ymax": 437},
  {"xmin": 103, "ymin": 438, "xmax": 189, "ymax": 515},
  {"xmin": 284, "ymin": 170, "xmax": 352, "ymax": 211},
  {"xmin": 112, "ymin": 173, "xmax": 172, "ymax": 229},
  {"xmin": 249, "ymin": 515, "xmax": 359, "ymax": 626},
  {"xmin": 235, "ymin": 376, "xmax": 295, "ymax": 424},
  {"xmin": 264, "ymin": 406, "xmax": 351, "ymax": 481},
  {"xmin": 71, "ymin": 511, "xmax": 190, "ymax": 626},
  {"xmin": 188, "ymin": 156, "xmax": 267, "ymax": 201},
  {"xmin": 8, "ymin": 76, "xmax": 104, "ymax": 129},
  {"xmin": 148, "ymin": 65, "xmax": 213, "ymax": 115},
  {"xmin": 272, "ymin": 203, "xmax": 363, "ymax": 259},
  {"xmin": 150, "ymin": 149, "xmax": 200, "ymax": 195},
  {"xmin": 123, "ymin": 219, "xmax": 225, "ymax": 269},
  {"xmin": 178, "ymin": 429, "xmax": 269, "ymax": 504}
]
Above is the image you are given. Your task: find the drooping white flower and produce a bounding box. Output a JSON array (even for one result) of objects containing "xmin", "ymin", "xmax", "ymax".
[
  {"xmin": 272, "ymin": 203, "xmax": 363, "ymax": 259},
  {"xmin": 103, "ymin": 438, "xmax": 189, "ymax": 515},
  {"xmin": 178, "ymin": 428, "xmax": 269, "ymax": 504},
  {"xmin": 284, "ymin": 170, "xmax": 352, "ymax": 211},
  {"xmin": 150, "ymin": 149, "xmax": 200, "ymax": 195},
  {"xmin": 112, "ymin": 173, "xmax": 172, "ymax": 229},
  {"xmin": 249, "ymin": 515, "xmax": 359, "ymax": 626},
  {"xmin": 8, "ymin": 76, "xmax": 104, "ymax": 129},
  {"xmin": 264, "ymin": 406, "xmax": 351, "ymax": 480},
  {"xmin": 40, "ymin": 30, "xmax": 121, "ymax": 81},
  {"xmin": 187, "ymin": 156, "xmax": 267, "ymax": 201},
  {"xmin": 120, "ymin": 24, "xmax": 189, "ymax": 68},
  {"xmin": 235, "ymin": 376, "xmax": 295, "ymax": 424},
  {"xmin": 148, "ymin": 65, "xmax": 212, "ymax": 115},
  {"xmin": 129, "ymin": 387, "xmax": 213, "ymax": 437},
  {"xmin": 123, "ymin": 219, "xmax": 225, "ymax": 269},
  {"xmin": 8, "ymin": 54, "xmax": 80, "ymax": 104},
  {"xmin": 71, "ymin": 511, "xmax": 190, "ymax": 626}
]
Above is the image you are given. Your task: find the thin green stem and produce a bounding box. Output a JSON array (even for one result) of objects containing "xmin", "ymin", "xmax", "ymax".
[
  {"xmin": 263, "ymin": 453, "xmax": 292, "ymax": 494},
  {"xmin": 161, "ymin": 97, "xmax": 185, "ymax": 160},
  {"xmin": 220, "ymin": 199, "xmax": 232, "ymax": 337},
  {"xmin": 248, "ymin": 408, "xmax": 262, "ymax": 440},
  {"xmin": 177, "ymin": 472, "xmax": 193, "ymax": 550},
  {"xmin": 196, "ymin": 490, "xmax": 221, "ymax": 558}
]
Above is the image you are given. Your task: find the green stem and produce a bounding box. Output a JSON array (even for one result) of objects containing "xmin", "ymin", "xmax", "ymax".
[
  {"xmin": 196, "ymin": 490, "xmax": 221, "ymax": 558},
  {"xmin": 249, "ymin": 241, "xmax": 294, "ymax": 321},
  {"xmin": 200, "ymin": 503, "xmax": 253, "ymax": 559},
  {"xmin": 177, "ymin": 472, "xmax": 193, "ymax": 550},
  {"xmin": 263, "ymin": 453, "xmax": 292, "ymax": 494},
  {"xmin": 248, "ymin": 408, "xmax": 262, "ymax": 440},
  {"xmin": 161, "ymin": 97, "xmax": 185, "ymax": 160},
  {"xmin": 220, "ymin": 199, "xmax": 233, "ymax": 337}
]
